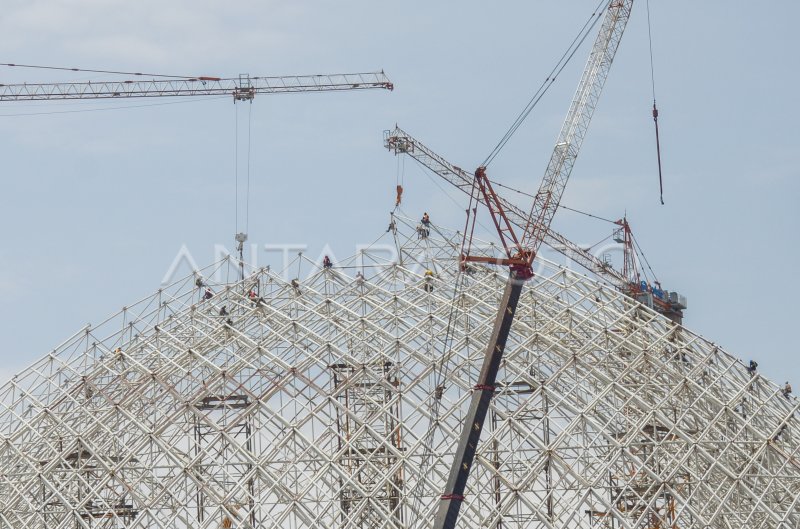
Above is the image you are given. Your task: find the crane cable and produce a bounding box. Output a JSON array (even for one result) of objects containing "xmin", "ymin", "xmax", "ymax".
[
  {"xmin": 487, "ymin": 178, "xmax": 617, "ymax": 224},
  {"xmin": 482, "ymin": 0, "xmax": 608, "ymax": 167},
  {"xmin": 235, "ymin": 105, "xmax": 240, "ymax": 236},
  {"xmin": 394, "ymin": 154, "xmax": 405, "ymax": 210},
  {"xmin": 234, "ymin": 102, "xmax": 255, "ymax": 236},
  {"xmin": 0, "ymin": 62, "xmax": 216, "ymax": 80},
  {"xmin": 646, "ymin": 0, "xmax": 665, "ymax": 205},
  {"xmin": 246, "ymin": 102, "xmax": 253, "ymax": 235},
  {"xmin": 234, "ymin": 101, "xmax": 254, "ymax": 283},
  {"xmin": 631, "ymin": 230, "xmax": 660, "ymax": 286},
  {"xmin": 404, "ymin": 179, "xmax": 480, "ymax": 520}
]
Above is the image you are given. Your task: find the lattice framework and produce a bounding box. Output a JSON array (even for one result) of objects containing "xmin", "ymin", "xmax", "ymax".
[{"xmin": 0, "ymin": 216, "xmax": 797, "ymax": 529}]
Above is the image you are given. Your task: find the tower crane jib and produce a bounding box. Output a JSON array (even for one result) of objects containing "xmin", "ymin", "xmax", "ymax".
[{"xmin": 0, "ymin": 71, "xmax": 393, "ymax": 102}]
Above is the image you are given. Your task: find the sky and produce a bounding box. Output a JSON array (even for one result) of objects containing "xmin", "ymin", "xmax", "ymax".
[{"xmin": 0, "ymin": 1, "xmax": 798, "ymax": 386}]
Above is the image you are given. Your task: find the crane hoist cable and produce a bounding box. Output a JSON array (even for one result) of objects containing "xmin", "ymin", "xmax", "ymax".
[
  {"xmin": 394, "ymin": 153, "xmax": 405, "ymax": 208},
  {"xmin": 646, "ymin": 0, "xmax": 665, "ymax": 205},
  {"xmin": 482, "ymin": 0, "xmax": 608, "ymax": 167},
  {"xmin": 233, "ymin": 100, "xmax": 255, "ymax": 241},
  {"xmin": 235, "ymin": 105, "xmax": 240, "ymax": 236},
  {"xmin": 246, "ymin": 102, "xmax": 253, "ymax": 235}
]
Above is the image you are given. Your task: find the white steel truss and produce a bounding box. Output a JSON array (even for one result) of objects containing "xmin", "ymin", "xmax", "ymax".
[{"xmin": 0, "ymin": 216, "xmax": 797, "ymax": 529}]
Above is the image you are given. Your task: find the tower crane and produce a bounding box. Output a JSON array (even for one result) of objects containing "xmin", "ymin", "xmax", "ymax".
[
  {"xmin": 0, "ymin": 66, "xmax": 393, "ymax": 281},
  {"xmin": 0, "ymin": 70, "xmax": 393, "ymax": 102},
  {"xmin": 428, "ymin": 3, "xmax": 634, "ymax": 529}
]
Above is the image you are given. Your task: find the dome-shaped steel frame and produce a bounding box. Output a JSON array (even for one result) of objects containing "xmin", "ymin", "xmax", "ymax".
[{"xmin": 0, "ymin": 216, "xmax": 797, "ymax": 529}]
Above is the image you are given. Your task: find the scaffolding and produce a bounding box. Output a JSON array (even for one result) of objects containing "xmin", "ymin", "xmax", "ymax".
[
  {"xmin": 0, "ymin": 216, "xmax": 798, "ymax": 529},
  {"xmin": 331, "ymin": 361, "xmax": 404, "ymax": 529}
]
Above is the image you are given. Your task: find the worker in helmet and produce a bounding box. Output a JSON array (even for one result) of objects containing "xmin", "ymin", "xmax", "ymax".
[
  {"xmin": 421, "ymin": 212, "xmax": 430, "ymax": 226},
  {"xmin": 323, "ymin": 255, "xmax": 333, "ymax": 269},
  {"xmin": 203, "ymin": 287, "xmax": 213, "ymax": 301},
  {"xmin": 423, "ymin": 269, "xmax": 435, "ymax": 293},
  {"xmin": 249, "ymin": 288, "xmax": 265, "ymax": 307}
]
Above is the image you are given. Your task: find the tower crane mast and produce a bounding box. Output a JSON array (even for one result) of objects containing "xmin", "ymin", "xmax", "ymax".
[{"xmin": 430, "ymin": 3, "xmax": 634, "ymax": 529}]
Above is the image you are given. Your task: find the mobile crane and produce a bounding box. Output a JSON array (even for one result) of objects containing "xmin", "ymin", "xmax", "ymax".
[
  {"xmin": 429, "ymin": 3, "xmax": 635, "ymax": 529},
  {"xmin": 384, "ymin": 125, "xmax": 627, "ymax": 287},
  {"xmin": 384, "ymin": 128, "xmax": 687, "ymax": 325}
]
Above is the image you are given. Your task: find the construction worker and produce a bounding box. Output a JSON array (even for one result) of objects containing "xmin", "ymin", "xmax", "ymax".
[
  {"xmin": 423, "ymin": 269, "xmax": 435, "ymax": 293},
  {"xmin": 773, "ymin": 423, "xmax": 788, "ymax": 442},
  {"xmin": 323, "ymin": 255, "xmax": 333, "ymax": 269},
  {"xmin": 203, "ymin": 287, "xmax": 213, "ymax": 301},
  {"xmin": 291, "ymin": 279, "xmax": 302, "ymax": 295},
  {"xmin": 746, "ymin": 359, "xmax": 758, "ymax": 376},
  {"xmin": 417, "ymin": 224, "xmax": 429, "ymax": 239},
  {"xmin": 355, "ymin": 271, "xmax": 365, "ymax": 285},
  {"xmin": 247, "ymin": 289, "xmax": 264, "ymax": 307},
  {"xmin": 421, "ymin": 212, "xmax": 430, "ymax": 226},
  {"xmin": 783, "ymin": 382, "xmax": 792, "ymax": 399},
  {"xmin": 219, "ymin": 306, "xmax": 228, "ymax": 317}
]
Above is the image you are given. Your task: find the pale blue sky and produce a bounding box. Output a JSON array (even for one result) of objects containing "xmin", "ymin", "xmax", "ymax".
[{"xmin": 0, "ymin": 1, "xmax": 798, "ymax": 385}]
